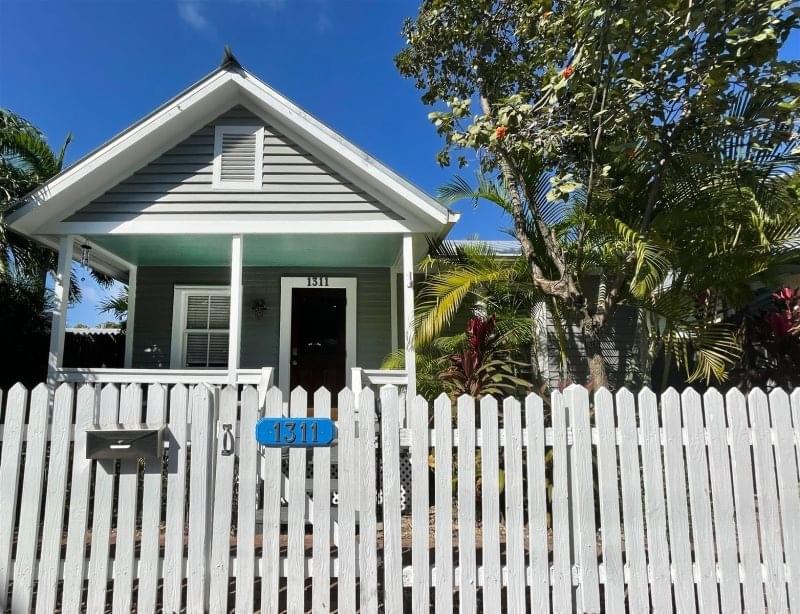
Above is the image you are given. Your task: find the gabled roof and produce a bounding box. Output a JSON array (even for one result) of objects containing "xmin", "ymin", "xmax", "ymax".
[{"xmin": 8, "ymin": 53, "xmax": 457, "ymax": 235}]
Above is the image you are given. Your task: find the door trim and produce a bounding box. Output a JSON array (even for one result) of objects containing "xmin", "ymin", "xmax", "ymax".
[{"xmin": 279, "ymin": 276, "xmax": 357, "ymax": 395}]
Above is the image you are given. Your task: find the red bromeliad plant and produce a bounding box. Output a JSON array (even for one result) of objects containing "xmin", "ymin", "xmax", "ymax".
[
  {"xmin": 439, "ymin": 314, "xmax": 529, "ymax": 397},
  {"xmin": 766, "ymin": 287, "xmax": 800, "ymax": 337}
]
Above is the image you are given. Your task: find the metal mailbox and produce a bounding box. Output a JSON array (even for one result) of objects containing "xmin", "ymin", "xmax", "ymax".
[{"xmin": 85, "ymin": 424, "xmax": 166, "ymax": 460}]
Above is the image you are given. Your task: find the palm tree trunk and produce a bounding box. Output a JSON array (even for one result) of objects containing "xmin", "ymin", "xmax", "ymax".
[{"xmin": 582, "ymin": 328, "xmax": 608, "ymax": 389}]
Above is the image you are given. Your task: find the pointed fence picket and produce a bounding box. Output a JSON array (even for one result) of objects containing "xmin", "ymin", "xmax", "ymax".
[
  {"xmin": 336, "ymin": 388, "xmax": 357, "ymax": 613},
  {"xmin": 61, "ymin": 384, "xmax": 96, "ymax": 612},
  {"xmin": 525, "ymin": 392, "xmax": 550, "ymax": 613},
  {"xmin": 10, "ymin": 384, "xmax": 49, "ymax": 614},
  {"xmin": 705, "ymin": 388, "xmax": 740, "ymax": 614},
  {"xmin": 358, "ymin": 388, "xmax": 379, "ymax": 613},
  {"xmin": 162, "ymin": 383, "xmax": 189, "ymax": 613},
  {"xmin": 479, "ymin": 395, "xmax": 501, "ymax": 608},
  {"xmin": 433, "ymin": 393, "xmax": 453, "ymax": 613},
  {"xmin": 113, "ymin": 383, "xmax": 142, "ymax": 613},
  {"xmin": 85, "ymin": 384, "xmax": 119, "ymax": 613},
  {"xmin": 310, "ymin": 387, "xmax": 332, "ymax": 613},
  {"xmin": 260, "ymin": 386, "xmax": 282, "ymax": 614},
  {"xmin": 748, "ymin": 388, "xmax": 788, "ymax": 613},
  {"xmin": 503, "ymin": 397, "xmax": 525, "ymax": 614},
  {"xmin": 594, "ymin": 388, "xmax": 624, "ymax": 612},
  {"xmin": 35, "ymin": 384, "xmax": 72, "ymax": 614},
  {"xmin": 138, "ymin": 383, "xmax": 167, "ymax": 614},
  {"xmin": 209, "ymin": 386, "xmax": 238, "ymax": 614},
  {"xmin": 0, "ymin": 380, "xmax": 798, "ymax": 613},
  {"xmin": 684, "ymin": 388, "xmax": 721, "ymax": 614},
  {"xmin": 235, "ymin": 386, "xmax": 260, "ymax": 614},
  {"xmin": 456, "ymin": 393, "xmax": 477, "ymax": 614}
]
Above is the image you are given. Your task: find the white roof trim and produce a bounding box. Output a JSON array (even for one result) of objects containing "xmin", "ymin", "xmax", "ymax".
[{"xmin": 8, "ymin": 64, "xmax": 456, "ymax": 236}]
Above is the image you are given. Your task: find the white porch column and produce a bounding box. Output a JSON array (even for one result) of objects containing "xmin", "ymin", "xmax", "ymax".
[
  {"xmin": 123, "ymin": 266, "xmax": 137, "ymax": 368},
  {"xmin": 47, "ymin": 235, "xmax": 74, "ymax": 388},
  {"xmin": 228, "ymin": 235, "xmax": 244, "ymax": 384},
  {"xmin": 389, "ymin": 264, "xmax": 399, "ymax": 351},
  {"xmin": 402, "ymin": 234, "xmax": 416, "ymax": 405}
]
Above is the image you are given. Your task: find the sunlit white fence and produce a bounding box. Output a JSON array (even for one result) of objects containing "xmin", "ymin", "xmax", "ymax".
[{"xmin": 0, "ymin": 381, "xmax": 798, "ymax": 612}]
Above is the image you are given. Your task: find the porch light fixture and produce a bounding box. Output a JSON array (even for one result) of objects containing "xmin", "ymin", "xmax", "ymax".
[
  {"xmin": 251, "ymin": 298, "xmax": 267, "ymax": 320},
  {"xmin": 80, "ymin": 243, "xmax": 92, "ymax": 269}
]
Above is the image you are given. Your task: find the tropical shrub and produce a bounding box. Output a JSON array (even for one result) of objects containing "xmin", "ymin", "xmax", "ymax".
[
  {"xmin": 440, "ymin": 314, "xmax": 530, "ymax": 397},
  {"xmin": 728, "ymin": 286, "xmax": 800, "ymax": 390}
]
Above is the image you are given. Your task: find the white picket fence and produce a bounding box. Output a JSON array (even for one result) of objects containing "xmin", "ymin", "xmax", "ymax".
[{"xmin": 0, "ymin": 382, "xmax": 799, "ymax": 612}]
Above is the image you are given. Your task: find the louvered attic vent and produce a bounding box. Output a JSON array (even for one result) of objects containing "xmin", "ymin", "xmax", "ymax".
[{"xmin": 212, "ymin": 125, "xmax": 264, "ymax": 189}]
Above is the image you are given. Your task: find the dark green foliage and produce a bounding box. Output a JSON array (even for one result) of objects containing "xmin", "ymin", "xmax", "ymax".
[
  {"xmin": 728, "ymin": 286, "xmax": 800, "ymax": 390},
  {"xmin": 0, "ymin": 277, "xmax": 50, "ymax": 389}
]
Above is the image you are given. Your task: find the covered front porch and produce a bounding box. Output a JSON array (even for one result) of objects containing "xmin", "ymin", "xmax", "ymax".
[{"xmin": 48, "ymin": 232, "xmax": 421, "ymax": 399}]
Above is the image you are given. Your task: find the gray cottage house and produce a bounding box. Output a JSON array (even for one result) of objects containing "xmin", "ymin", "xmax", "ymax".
[{"xmin": 7, "ymin": 54, "xmax": 459, "ymax": 401}]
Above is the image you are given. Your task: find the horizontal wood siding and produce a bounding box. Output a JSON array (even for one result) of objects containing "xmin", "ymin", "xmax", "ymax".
[
  {"xmin": 132, "ymin": 266, "xmax": 391, "ymax": 376},
  {"xmin": 545, "ymin": 275, "xmax": 638, "ymax": 389},
  {"xmin": 65, "ymin": 106, "xmax": 402, "ymax": 224}
]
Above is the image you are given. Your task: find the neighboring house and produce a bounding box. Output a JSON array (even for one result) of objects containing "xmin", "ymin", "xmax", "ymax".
[{"xmin": 7, "ymin": 52, "xmax": 459, "ymax": 400}]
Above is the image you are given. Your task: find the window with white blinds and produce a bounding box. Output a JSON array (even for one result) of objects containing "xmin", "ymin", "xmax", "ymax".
[
  {"xmin": 170, "ymin": 287, "xmax": 230, "ymax": 368},
  {"xmin": 212, "ymin": 125, "xmax": 264, "ymax": 189}
]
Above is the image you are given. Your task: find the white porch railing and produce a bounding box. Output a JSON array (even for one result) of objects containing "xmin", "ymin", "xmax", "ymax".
[
  {"xmin": 54, "ymin": 367, "xmax": 273, "ymax": 386},
  {"xmin": 351, "ymin": 367, "xmax": 410, "ymax": 424},
  {"xmin": 350, "ymin": 367, "xmax": 408, "ymax": 390},
  {"xmin": 54, "ymin": 367, "xmax": 274, "ymax": 407}
]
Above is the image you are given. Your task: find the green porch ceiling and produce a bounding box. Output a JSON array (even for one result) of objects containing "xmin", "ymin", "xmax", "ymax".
[{"xmin": 88, "ymin": 234, "xmax": 403, "ymax": 267}]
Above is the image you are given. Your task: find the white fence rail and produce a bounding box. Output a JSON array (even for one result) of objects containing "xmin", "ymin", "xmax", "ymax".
[{"xmin": 0, "ymin": 382, "xmax": 798, "ymax": 612}]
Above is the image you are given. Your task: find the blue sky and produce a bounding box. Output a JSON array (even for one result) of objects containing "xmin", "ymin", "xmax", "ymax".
[
  {"xmin": 1, "ymin": 0, "xmax": 509, "ymax": 325},
  {"xmin": 2, "ymin": 1, "xmax": 799, "ymax": 325}
]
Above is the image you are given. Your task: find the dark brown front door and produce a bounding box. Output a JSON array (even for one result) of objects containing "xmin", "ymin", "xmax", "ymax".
[{"xmin": 289, "ymin": 288, "xmax": 347, "ymax": 393}]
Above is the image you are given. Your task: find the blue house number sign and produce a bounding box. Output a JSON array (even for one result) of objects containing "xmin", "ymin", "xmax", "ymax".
[{"xmin": 255, "ymin": 417, "xmax": 337, "ymax": 448}]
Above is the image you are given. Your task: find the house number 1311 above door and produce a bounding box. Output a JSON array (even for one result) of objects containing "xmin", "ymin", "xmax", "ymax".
[{"xmin": 307, "ymin": 276, "xmax": 329, "ymax": 287}]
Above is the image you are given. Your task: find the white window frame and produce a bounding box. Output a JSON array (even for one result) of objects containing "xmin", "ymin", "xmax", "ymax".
[
  {"xmin": 170, "ymin": 285, "xmax": 231, "ymax": 368},
  {"xmin": 278, "ymin": 276, "xmax": 357, "ymax": 395},
  {"xmin": 212, "ymin": 124, "xmax": 264, "ymax": 190}
]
